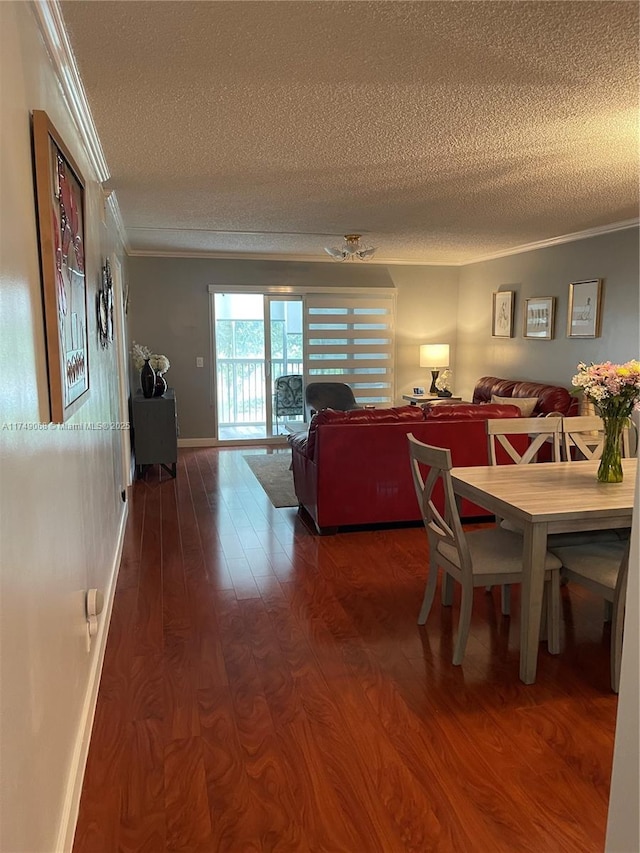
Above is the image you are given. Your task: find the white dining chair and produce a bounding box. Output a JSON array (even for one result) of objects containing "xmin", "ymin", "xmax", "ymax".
[
  {"xmin": 486, "ymin": 416, "xmax": 562, "ymax": 466},
  {"xmin": 408, "ymin": 434, "xmax": 561, "ymax": 665},
  {"xmin": 561, "ymin": 415, "xmax": 632, "ymax": 462},
  {"xmin": 549, "ymin": 540, "xmax": 629, "ymax": 692},
  {"xmin": 485, "ymin": 417, "xmax": 563, "ymax": 605}
]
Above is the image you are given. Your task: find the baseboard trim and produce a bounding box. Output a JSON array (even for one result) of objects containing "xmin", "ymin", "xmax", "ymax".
[
  {"xmin": 178, "ymin": 437, "xmax": 219, "ymax": 447},
  {"xmin": 178, "ymin": 436, "xmax": 290, "ymax": 448},
  {"xmin": 55, "ymin": 501, "xmax": 129, "ymax": 853}
]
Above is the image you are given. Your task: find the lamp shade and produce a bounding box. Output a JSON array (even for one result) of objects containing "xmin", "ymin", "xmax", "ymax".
[{"xmin": 419, "ymin": 344, "xmax": 450, "ymax": 368}]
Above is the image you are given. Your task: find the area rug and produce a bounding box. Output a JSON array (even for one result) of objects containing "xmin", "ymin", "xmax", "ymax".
[{"xmin": 243, "ymin": 452, "xmax": 298, "ymax": 507}]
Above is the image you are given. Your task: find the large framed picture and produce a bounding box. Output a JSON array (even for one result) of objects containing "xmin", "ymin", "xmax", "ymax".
[
  {"xmin": 523, "ymin": 296, "xmax": 555, "ymax": 340},
  {"xmin": 32, "ymin": 110, "xmax": 89, "ymax": 422},
  {"xmin": 492, "ymin": 290, "xmax": 514, "ymax": 338},
  {"xmin": 567, "ymin": 279, "xmax": 602, "ymax": 338}
]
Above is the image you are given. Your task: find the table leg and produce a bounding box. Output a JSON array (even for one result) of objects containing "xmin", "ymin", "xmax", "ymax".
[{"xmin": 520, "ymin": 521, "xmax": 548, "ymax": 684}]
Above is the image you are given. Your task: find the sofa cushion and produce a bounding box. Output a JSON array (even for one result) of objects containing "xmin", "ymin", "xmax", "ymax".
[
  {"xmin": 491, "ymin": 395, "xmax": 538, "ymax": 416},
  {"xmin": 510, "ymin": 381, "xmax": 574, "ymax": 415},
  {"xmin": 423, "ymin": 403, "xmax": 522, "ymax": 420}
]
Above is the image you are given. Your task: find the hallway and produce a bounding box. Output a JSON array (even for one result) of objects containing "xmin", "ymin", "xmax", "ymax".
[{"xmin": 74, "ymin": 447, "xmax": 618, "ymax": 852}]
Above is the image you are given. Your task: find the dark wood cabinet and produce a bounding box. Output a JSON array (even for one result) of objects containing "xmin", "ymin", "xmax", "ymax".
[{"xmin": 131, "ymin": 389, "xmax": 177, "ymax": 477}]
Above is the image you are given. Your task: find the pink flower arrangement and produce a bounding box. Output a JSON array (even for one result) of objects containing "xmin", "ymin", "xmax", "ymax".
[{"xmin": 572, "ymin": 360, "xmax": 640, "ymax": 418}]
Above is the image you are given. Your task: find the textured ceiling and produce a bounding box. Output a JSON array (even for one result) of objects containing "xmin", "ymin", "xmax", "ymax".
[{"xmin": 59, "ymin": 0, "xmax": 639, "ymax": 264}]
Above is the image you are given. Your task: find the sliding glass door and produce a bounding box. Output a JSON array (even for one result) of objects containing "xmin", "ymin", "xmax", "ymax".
[{"xmin": 213, "ymin": 292, "xmax": 303, "ymax": 441}]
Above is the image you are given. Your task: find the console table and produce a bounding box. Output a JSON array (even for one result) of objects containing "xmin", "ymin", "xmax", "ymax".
[
  {"xmin": 131, "ymin": 389, "xmax": 178, "ymax": 478},
  {"xmin": 402, "ymin": 394, "xmax": 463, "ymax": 405}
]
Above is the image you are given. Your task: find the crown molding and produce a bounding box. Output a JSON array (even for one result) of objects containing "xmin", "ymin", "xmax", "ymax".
[
  {"xmin": 31, "ymin": 1, "xmax": 109, "ymax": 181},
  {"xmin": 105, "ymin": 193, "xmax": 130, "ymax": 253},
  {"xmin": 125, "ymin": 248, "xmax": 456, "ymax": 266},
  {"xmin": 31, "ymin": 1, "xmax": 129, "ymax": 251},
  {"xmin": 463, "ymin": 218, "xmax": 639, "ymax": 265}
]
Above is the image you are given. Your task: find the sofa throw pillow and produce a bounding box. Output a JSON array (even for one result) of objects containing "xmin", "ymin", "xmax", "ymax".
[{"xmin": 491, "ymin": 394, "xmax": 538, "ymax": 417}]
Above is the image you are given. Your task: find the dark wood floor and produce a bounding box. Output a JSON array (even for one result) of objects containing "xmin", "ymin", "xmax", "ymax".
[{"xmin": 74, "ymin": 447, "xmax": 619, "ymax": 853}]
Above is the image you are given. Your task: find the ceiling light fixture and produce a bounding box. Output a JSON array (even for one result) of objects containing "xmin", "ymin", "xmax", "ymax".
[{"xmin": 324, "ymin": 234, "xmax": 377, "ymax": 261}]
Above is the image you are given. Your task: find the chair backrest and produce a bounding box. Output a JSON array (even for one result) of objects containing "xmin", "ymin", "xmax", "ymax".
[
  {"xmin": 486, "ymin": 417, "xmax": 562, "ymax": 465},
  {"xmin": 305, "ymin": 381, "xmax": 361, "ymax": 414},
  {"xmin": 273, "ymin": 374, "xmax": 304, "ymax": 417},
  {"xmin": 407, "ymin": 433, "xmax": 472, "ymax": 577},
  {"xmin": 561, "ymin": 415, "xmax": 631, "ymax": 461}
]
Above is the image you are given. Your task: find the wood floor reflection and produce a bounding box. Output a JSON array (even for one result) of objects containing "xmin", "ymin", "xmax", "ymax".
[{"xmin": 73, "ymin": 447, "xmax": 618, "ymax": 852}]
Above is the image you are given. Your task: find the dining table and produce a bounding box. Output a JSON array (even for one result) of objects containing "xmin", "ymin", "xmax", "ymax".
[{"xmin": 450, "ymin": 458, "xmax": 637, "ymax": 684}]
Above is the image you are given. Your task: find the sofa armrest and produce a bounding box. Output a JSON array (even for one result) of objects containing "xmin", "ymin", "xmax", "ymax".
[{"xmin": 288, "ymin": 430, "xmax": 310, "ymax": 459}]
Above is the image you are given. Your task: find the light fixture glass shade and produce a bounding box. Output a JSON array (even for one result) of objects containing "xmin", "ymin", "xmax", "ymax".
[
  {"xmin": 419, "ymin": 344, "xmax": 450, "ymax": 368},
  {"xmin": 324, "ymin": 234, "xmax": 377, "ymax": 261}
]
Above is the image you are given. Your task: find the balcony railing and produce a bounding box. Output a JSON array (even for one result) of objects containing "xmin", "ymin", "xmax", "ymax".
[{"xmin": 217, "ymin": 359, "xmax": 303, "ymax": 425}]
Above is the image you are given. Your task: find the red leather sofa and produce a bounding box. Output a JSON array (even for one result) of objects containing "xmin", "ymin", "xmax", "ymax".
[
  {"xmin": 289, "ymin": 403, "xmax": 525, "ymax": 534},
  {"xmin": 472, "ymin": 376, "xmax": 578, "ymax": 416}
]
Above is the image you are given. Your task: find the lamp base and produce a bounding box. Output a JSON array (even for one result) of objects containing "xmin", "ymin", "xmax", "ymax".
[{"xmin": 429, "ymin": 370, "xmax": 439, "ymax": 394}]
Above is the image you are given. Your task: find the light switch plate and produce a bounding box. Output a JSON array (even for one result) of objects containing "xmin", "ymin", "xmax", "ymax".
[{"xmin": 196, "ymin": 357, "xmax": 204, "ymax": 368}]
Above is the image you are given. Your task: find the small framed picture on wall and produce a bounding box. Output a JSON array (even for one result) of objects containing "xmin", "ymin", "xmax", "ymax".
[
  {"xmin": 523, "ymin": 296, "xmax": 555, "ymax": 340},
  {"xmin": 492, "ymin": 291, "xmax": 514, "ymax": 338},
  {"xmin": 567, "ymin": 279, "xmax": 603, "ymax": 338}
]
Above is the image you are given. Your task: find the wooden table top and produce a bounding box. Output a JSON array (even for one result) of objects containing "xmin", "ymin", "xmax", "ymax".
[{"xmin": 451, "ymin": 458, "xmax": 637, "ymax": 526}]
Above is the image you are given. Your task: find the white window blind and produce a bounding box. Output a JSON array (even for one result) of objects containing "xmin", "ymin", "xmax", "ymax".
[{"xmin": 304, "ymin": 293, "xmax": 395, "ymax": 405}]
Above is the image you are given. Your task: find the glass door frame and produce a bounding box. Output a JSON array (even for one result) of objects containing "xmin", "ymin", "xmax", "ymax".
[
  {"xmin": 264, "ymin": 293, "xmax": 305, "ymax": 438},
  {"xmin": 209, "ymin": 286, "xmax": 304, "ymax": 445}
]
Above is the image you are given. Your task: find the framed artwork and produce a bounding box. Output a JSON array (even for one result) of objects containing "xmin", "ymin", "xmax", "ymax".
[
  {"xmin": 492, "ymin": 291, "xmax": 514, "ymax": 338},
  {"xmin": 567, "ymin": 279, "xmax": 603, "ymax": 338},
  {"xmin": 32, "ymin": 110, "xmax": 89, "ymax": 422},
  {"xmin": 523, "ymin": 296, "xmax": 555, "ymax": 340},
  {"xmin": 97, "ymin": 258, "xmax": 114, "ymax": 348}
]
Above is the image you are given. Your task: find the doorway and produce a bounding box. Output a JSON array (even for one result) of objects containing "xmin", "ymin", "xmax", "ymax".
[{"xmin": 212, "ymin": 292, "xmax": 303, "ymax": 441}]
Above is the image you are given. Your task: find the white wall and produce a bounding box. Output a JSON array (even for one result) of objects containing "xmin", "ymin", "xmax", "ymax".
[
  {"xmin": 388, "ymin": 265, "xmax": 459, "ymax": 401},
  {"xmin": 606, "ymin": 414, "xmax": 640, "ymax": 853},
  {"xmin": 0, "ymin": 4, "xmax": 127, "ymax": 851}
]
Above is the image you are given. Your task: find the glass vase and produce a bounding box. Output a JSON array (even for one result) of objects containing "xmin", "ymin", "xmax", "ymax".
[{"xmin": 597, "ymin": 416, "xmax": 624, "ymax": 483}]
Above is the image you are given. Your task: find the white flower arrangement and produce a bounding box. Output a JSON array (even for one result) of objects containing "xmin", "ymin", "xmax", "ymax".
[
  {"xmin": 150, "ymin": 353, "xmax": 170, "ymax": 375},
  {"xmin": 435, "ymin": 368, "xmax": 452, "ymax": 392},
  {"xmin": 130, "ymin": 342, "xmax": 170, "ymax": 375}
]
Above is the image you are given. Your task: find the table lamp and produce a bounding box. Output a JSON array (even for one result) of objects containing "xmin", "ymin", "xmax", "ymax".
[{"xmin": 420, "ymin": 344, "xmax": 450, "ymax": 394}]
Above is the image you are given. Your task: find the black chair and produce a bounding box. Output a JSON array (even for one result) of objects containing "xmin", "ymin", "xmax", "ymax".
[
  {"xmin": 305, "ymin": 381, "xmax": 362, "ymax": 416},
  {"xmin": 273, "ymin": 375, "xmax": 304, "ymax": 424}
]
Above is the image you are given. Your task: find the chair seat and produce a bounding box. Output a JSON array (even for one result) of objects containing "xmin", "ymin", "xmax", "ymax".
[
  {"xmin": 550, "ymin": 541, "xmax": 627, "ymax": 591},
  {"xmin": 549, "ymin": 539, "xmax": 629, "ymax": 692},
  {"xmin": 438, "ymin": 527, "xmax": 562, "ymax": 576}
]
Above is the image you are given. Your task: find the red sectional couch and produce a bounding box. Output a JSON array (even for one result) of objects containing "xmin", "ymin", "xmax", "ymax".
[{"xmin": 289, "ymin": 403, "xmax": 525, "ymax": 533}]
